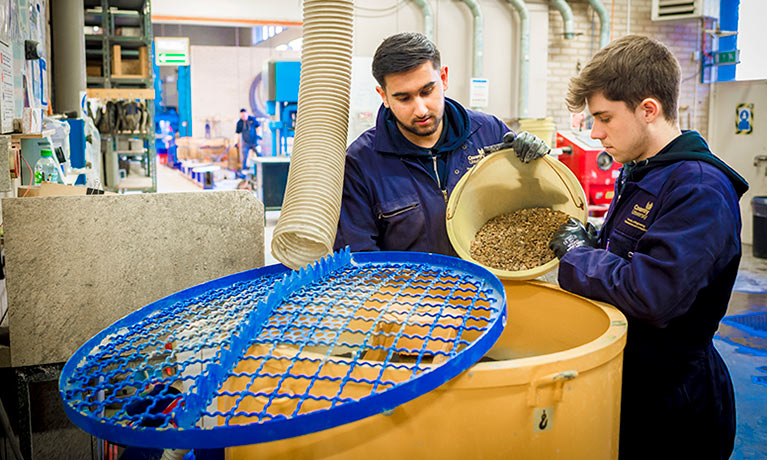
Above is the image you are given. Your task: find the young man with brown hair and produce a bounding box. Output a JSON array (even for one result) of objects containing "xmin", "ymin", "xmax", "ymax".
[{"xmin": 549, "ymin": 34, "xmax": 748, "ymax": 459}]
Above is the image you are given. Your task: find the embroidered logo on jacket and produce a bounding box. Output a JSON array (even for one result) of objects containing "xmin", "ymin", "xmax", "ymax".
[
  {"xmin": 467, "ymin": 149, "xmax": 486, "ymax": 165},
  {"xmin": 624, "ymin": 201, "xmax": 653, "ymax": 232},
  {"xmin": 631, "ymin": 201, "xmax": 654, "ymax": 220}
]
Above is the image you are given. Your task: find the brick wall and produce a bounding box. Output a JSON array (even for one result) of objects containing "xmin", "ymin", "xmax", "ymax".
[{"xmin": 546, "ymin": 0, "xmax": 715, "ymax": 138}]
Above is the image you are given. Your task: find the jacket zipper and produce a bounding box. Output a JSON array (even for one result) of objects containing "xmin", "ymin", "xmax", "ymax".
[
  {"xmin": 433, "ymin": 156, "xmax": 447, "ymax": 203},
  {"xmin": 378, "ymin": 203, "xmax": 419, "ymax": 219}
]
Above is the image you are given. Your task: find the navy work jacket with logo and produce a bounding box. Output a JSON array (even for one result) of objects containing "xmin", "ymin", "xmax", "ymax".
[
  {"xmin": 558, "ymin": 131, "xmax": 749, "ymax": 460},
  {"xmin": 334, "ymin": 97, "xmax": 509, "ymax": 255}
]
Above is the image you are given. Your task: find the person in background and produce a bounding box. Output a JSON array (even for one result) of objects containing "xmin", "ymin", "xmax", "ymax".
[
  {"xmin": 236, "ymin": 108, "xmax": 261, "ymax": 170},
  {"xmin": 549, "ymin": 34, "xmax": 748, "ymax": 460},
  {"xmin": 334, "ymin": 32, "xmax": 549, "ymax": 255}
]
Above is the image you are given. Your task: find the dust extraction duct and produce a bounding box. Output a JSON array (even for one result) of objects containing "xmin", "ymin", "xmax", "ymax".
[{"xmin": 271, "ymin": 0, "xmax": 354, "ymax": 269}]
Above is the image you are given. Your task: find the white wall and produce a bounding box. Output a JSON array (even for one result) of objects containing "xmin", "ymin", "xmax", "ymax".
[
  {"xmin": 351, "ymin": 0, "xmax": 550, "ymax": 122},
  {"xmin": 152, "ymin": 0, "xmax": 302, "ymax": 25},
  {"xmin": 157, "ymin": 0, "xmax": 548, "ymax": 123}
]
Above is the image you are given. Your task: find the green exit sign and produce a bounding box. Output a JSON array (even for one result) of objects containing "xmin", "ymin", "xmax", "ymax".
[
  {"xmin": 713, "ymin": 50, "xmax": 740, "ymax": 66},
  {"xmin": 155, "ymin": 37, "xmax": 190, "ymax": 66}
]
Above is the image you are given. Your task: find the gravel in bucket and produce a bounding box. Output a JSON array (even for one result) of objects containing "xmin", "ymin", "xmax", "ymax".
[{"xmin": 470, "ymin": 208, "xmax": 571, "ymax": 272}]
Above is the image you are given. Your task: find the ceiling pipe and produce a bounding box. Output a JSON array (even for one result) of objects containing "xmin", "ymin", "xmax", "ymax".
[
  {"xmin": 458, "ymin": 0, "xmax": 484, "ymax": 79},
  {"xmin": 458, "ymin": 0, "xmax": 484, "ymax": 110},
  {"xmin": 549, "ymin": 0, "xmax": 575, "ymax": 39},
  {"xmin": 587, "ymin": 0, "xmax": 610, "ymax": 48},
  {"xmin": 505, "ymin": 0, "xmax": 530, "ymax": 119},
  {"xmin": 411, "ymin": 0, "xmax": 434, "ymax": 42}
]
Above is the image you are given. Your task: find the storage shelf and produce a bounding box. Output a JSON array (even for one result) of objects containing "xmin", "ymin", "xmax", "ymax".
[
  {"xmin": 85, "ymin": 0, "xmax": 156, "ymax": 193},
  {"xmin": 109, "ymin": 35, "xmax": 147, "ymax": 45},
  {"xmin": 87, "ymin": 88, "xmax": 154, "ymax": 100}
]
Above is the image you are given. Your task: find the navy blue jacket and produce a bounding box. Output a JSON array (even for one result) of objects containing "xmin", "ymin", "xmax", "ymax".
[
  {"xmin": 236, "ymin": 116, "xmax": 260, "ymax": 145},
  {"xmin": 334, "ymin": 98, "xmax": 509, "ymax": 255},
  {"xmin": 558, "ymin": 131, "xmax": 748, "ymax": 459}
]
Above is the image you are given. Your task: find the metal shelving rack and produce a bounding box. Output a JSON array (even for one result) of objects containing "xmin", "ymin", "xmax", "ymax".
[{"xmin": 85, "ymin": 0, "xmax": 157, "ymax": 192}]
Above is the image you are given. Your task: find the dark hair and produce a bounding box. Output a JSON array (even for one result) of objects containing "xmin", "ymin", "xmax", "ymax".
[
  {"xmin": 566, "ymin": 35, "xmax": 681, "ymax": 122},
  {"xmin": 372, "ymin": 32, "xmax": 441, "ymax": 89},
  {"xmin": 240, "ymin": 108, "xmax": 247, "ymax": 113}
]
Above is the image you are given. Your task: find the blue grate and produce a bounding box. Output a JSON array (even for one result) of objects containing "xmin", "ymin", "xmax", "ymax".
[
  {"xmin": 723, "ymin": 313, "xmax": 767, "ymax": 337},
  {"xmin": 60, "ymin": 249, "xmax": 506, "ymax": 449}
]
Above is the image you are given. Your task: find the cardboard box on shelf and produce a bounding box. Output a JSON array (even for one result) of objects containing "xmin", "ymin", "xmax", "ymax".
[{"xmin": 17, "ymin": 182, "xmax": 114, "ymax": 197}]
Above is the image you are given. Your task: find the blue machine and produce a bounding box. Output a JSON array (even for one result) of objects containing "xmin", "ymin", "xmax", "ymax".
[
  {"xmin": 65, "ymin": 118, "xmax": 87, "ymax": 185},
  {"xmin": 265, "ymin": 60, "xmax": 300, "ymax": 157}
]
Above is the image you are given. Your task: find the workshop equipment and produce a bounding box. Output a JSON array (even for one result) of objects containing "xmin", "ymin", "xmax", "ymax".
[
  {"xmin": 446, "ymin": 147, "xmax": 587, "ymax": 280},
  {"xmin": 59, "ymin": 249, "xmax": 506, "ymax": 448},
  {"xmin": 230, "ymin": 280, "xmax": 627, "ymax": 459},
  {"xmin": 254, "ymin": 156, "xmax": 290, "ymax": 210},
  {"xmin": 555, "ymin": 130, "xmax": 621, "ymax": 216},
  {"xmin": 264, "ymin": 60, "xmax": 299, "ymax": 157}
]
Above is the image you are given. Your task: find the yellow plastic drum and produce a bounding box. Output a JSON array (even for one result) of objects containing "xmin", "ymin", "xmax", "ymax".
[
  {"xmin": 227, "ymin": 281, "xmax": 627, "ymax": 460},
  {"xmin": 446, "ymin": 148, "xmax": 588, "ymax": 280}
]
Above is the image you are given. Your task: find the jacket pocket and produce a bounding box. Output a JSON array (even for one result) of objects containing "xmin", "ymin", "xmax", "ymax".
[
  {"xmin": 606, "ymin": 228, "xmax": 638, "ymax": 261},
  {"xmin": 376, "ymin": 196, "xmax": 426, "ymax": 251}
]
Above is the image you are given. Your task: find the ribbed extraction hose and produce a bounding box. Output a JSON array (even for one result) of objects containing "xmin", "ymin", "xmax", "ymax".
[{"xmin": 271, "ymin": 0, "xmax": 353, "ymax": 269}]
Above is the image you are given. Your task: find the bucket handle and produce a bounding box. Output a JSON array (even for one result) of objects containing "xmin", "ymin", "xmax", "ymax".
[
  {"xmin": 526, "ymin": 370, "xmax": 578, "ymax": 407},
  {"xmin": 543, "ymin": 159, "xmax": 586, "ymax": 212}
]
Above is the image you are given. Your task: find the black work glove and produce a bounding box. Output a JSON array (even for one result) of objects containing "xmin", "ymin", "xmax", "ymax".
[
  {"xmin": 549, "ymin": 217, "xmax": 599, "ymax": 259},
  {"xmin": 510, "ymin": 131, "xmax": 550, "ymax": 163}
]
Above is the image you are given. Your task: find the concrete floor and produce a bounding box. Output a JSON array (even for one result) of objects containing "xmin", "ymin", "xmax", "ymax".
[{"xmin": 716, "ymin": 245, "xmax": 767, "ymax": 460}]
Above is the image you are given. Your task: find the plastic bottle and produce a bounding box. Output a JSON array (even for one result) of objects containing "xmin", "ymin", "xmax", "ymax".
[{"xmin": 33, "ymin": 149, "xmax": 60, "ymax": 184}]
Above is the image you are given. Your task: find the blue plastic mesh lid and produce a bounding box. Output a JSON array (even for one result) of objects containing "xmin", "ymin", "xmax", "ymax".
[{"xmin": 60, "ymin": 249, "xmax": 506, "ymax": 449}]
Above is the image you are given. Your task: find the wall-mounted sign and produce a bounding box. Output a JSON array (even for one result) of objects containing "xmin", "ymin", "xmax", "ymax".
[
  {"xmin": 736, "ymin": 103, "xmax": 753, "ymax": 135},
  {"xmin": 469, "ymin": 78, "xmax": 489, "ymax": 108},
  {"xmin": 155, "ymin": 37, "xmax": 190, "ymax": 66}
]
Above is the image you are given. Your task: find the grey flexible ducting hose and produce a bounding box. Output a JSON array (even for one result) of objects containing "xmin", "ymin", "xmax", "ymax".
[
  {"xmin": 505, "ymin": 0, "xmax": 530, "ymax": 118},
  {"xmin": 587, "ymin": 0, "xmax": 610, "ymax": 49},
  {"xmin": 271, "ymin": 0, "xmax": 353, "ymax": 269},
  {"xmin": 549, "ymin": 0, "xmax": 575, "ymax": 39},
  {"xmin": 411, "ymin": 0, "xmax": 434, "ymax": 41}
]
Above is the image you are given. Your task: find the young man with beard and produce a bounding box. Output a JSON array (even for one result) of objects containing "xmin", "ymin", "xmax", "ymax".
[{"xmin": 334, "ymin": 32, "xmax": 548, "ymax": 255}]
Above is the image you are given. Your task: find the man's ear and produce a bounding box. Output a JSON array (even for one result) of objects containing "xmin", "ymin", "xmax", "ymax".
[
  {"xmin": 638, "ymin": 97, "xmax": 662, "ymax": 123},
  {"xmin": 376, "ymin": 86, "xmax": 388, "ymax": 108},
  {"xmin": 440, "ymin": 66, "xmax": 448, "ymax": 92}
]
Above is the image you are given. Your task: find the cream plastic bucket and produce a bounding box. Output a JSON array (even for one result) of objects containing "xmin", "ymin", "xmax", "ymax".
[
  {"xmin": 446, "ymin": 148, "xmax": 588, "ymax": 280},
  {"xmin": 519, "ymin": 117, "xmax": 557, "ymax": 148},
  {"xmin": 226, "ymin": 281, "xmax": 627, "ymax": 459}
]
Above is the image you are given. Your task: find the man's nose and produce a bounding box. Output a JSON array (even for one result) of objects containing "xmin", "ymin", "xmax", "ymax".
[
  {"xmin": 590, "ymin": 123, "xmax": 605, "ymax": 140},
  {"xmin": 413, "ymin": 97, "xmax": 428, "ymax": 117}
]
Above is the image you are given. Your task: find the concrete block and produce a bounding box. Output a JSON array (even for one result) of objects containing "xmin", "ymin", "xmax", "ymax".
[
  {"xmin": 2, "ymin": 191, "xmax": 265, "ymax": 367},
  {"xmin": 0, "ymin": 135, "xmax": 10, "ymax": 192}
]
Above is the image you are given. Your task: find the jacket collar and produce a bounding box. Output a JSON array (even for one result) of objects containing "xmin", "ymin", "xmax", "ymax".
[
  {"xmin": 373, "ymin": 97, "xmax": 476, "ymax": 157},
  {"xmin": 621, "ymin": 130, "xmax": 749, "ymax": 197}
]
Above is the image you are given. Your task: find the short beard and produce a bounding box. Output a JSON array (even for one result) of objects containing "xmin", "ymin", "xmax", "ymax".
[{"xmin": 395, "ymin": 113, "xmax": 443, "ymax": 138}]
